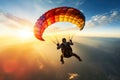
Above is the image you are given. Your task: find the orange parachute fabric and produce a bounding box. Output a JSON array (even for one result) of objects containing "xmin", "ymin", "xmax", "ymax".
[{"xmin": 34, "ymin": 7, "xmax": 85, "ymax": 41}]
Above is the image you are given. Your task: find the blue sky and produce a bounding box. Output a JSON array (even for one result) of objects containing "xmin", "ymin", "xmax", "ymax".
[{"xmin": 0, "ymin": 0, "xmax": 120, "ymax": 38}]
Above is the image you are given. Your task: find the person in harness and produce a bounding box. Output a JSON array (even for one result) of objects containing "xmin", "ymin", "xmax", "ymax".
[{"xmin": 57, "ymin": 38, "xmax": 82, "ymax": 64}]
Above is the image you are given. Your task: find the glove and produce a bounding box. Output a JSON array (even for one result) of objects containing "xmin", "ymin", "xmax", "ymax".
[{"xmin": 57, "ymin": 43, "xmax": 59, "ymax": 46}]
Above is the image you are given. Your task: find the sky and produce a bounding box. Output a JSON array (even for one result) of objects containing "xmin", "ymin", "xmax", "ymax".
[
  {"xmin": 0, "ymin": 0, "xmax": 120, "ymax": 38},
  {"xmin": 0, "ymin": 0, "xmax": 120, "ymax": 80}
]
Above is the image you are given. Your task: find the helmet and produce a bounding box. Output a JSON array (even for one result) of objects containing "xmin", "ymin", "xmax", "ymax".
[{"xmin": 62, "ymin": 38, "xmax": 66, "ymax": 42}]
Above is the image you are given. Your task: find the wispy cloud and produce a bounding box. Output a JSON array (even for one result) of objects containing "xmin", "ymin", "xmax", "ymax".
[
  {"xmin": 45, "ymin": 0, "xmax": 64, "ymax": 4},
  {"xmin": 86, "ymin": 9, "xmax": 120, "ymax": 27},
  {"xmin": 0, "ymin": 11, "xmax": 34, "ymax": 37},
  {"xmin": 36, "ymin": 0, "xmax": 85, "ymax": 7},
  {"xmin": 68, "ymin": 73, "xmax": 79, "ymax": 80},
  {"xmin": 5, "ymin": 13, "xmax": 33, "ymax": 27},
  {"xmin": 75, "ymin": 0, "xmax": 86, "ymax": 6},
  {"xmin": 0, "ymin": 11, "xmax": 33, "ymax": 29}
]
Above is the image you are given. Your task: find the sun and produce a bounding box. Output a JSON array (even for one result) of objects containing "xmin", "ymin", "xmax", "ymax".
[{"xmin": 17, "ymin": 28, "xmax": 33, "ymax": 39}]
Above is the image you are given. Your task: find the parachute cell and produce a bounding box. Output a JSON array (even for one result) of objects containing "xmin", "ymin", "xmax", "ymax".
[{"xmin": 34, "ymin": 7, "xmax": 85, "ymax": 41}]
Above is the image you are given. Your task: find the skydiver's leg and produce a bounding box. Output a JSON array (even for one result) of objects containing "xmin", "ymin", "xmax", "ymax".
[
  {"xmin": 60, "ymin": 55, "xmax": 64, "ymax": 64},
  {"xmin": 72, "ymin": 53, "xmax": 82, "ymax": 61}
]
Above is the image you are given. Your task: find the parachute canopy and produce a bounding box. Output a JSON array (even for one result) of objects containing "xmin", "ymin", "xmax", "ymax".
[{"xmin": 34, "ymin": 7, "xmax": 85, "ymax": 41}]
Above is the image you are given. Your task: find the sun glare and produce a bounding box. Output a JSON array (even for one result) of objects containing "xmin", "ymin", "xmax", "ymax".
[{"xmin": 17, "ymin": 28, "xmax": 33, "ymax": 39}]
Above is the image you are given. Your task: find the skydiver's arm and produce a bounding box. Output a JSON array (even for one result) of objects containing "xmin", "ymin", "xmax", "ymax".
[
  {"xmin": 69, "ymin": 40, "xmax": 73, "ymax": 45},
  {"xmin": 57, "ymin": 43, "xmax": 61, "ymax": 49}
]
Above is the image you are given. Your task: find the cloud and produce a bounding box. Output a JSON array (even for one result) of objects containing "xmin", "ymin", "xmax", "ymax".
[
  {"xmin": 5, "ymin": 13, "xmax": 33, "ymax": 27},
  {"xmin": 46, "ymin": 0, "xmax": 64, "ymax": 4},
  {"xmin": 0, "ymin": 11, "xmax": 33, "ymax": 29},
  {"xmin": 0, "ymin": 11, "xmax": 34, "ymax": 36},
  {"xmin": 36, "ymin": 0, "xmax": 85, "ymax": 7},
  {"xmin": 86, "ymin": 9, "xmax": 120, "ymax": 27},
  {"xmin": 68, "ymin": 73, "xmax": 79, "ymax": 80},
  {"xmin": 0, "ymin": 38, "xmax": 60, "ymax": 80},
  {"xmin": 75, "ymin": 0, "xmax": 86, "ymax": 6},
  {"xmin": 37, "ymin": 0, "xmax": 64, "ymax": 4}
]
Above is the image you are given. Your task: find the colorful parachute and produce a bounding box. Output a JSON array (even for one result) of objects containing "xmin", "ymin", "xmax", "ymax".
[{"xmin": 34, "ymin": 7, "xmax": 85, "ymax": 41}]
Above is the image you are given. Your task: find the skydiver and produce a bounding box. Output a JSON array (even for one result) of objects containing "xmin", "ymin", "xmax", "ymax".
[{"xmin": 57, "ymin": 38, "xmax": 82, "ymax": 64}]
